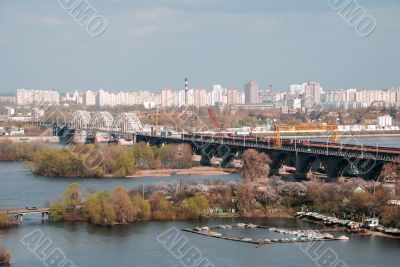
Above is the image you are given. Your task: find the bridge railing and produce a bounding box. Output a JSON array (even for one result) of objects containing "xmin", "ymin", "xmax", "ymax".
[{"xmin": 146, "ymin": 134, "xmax": 398, "ymax": 162}]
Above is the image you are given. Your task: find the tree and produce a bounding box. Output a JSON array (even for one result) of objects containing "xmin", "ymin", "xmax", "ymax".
[
  {"xmin": 0, "ymin": 212, "xmax": 12, "ymax": 228},
  {"xmin": 112, "ymin": 187, "xmax": 138, "ymax": 223},
  {"xmin": 131, "ymin": 142, "xmax": 157, "ymax": 169},
  {"xmin": 241, "ymin": 150, "xmax": 271, "ymax": 182},
  {"xmin": 150, "ymin": 195, "xmax": 176, "ymax": 220},
  {"xmin": 83, "ymin": 191, "xmax": 116, "ymax": 226},
  {"xmin": 184, "ymin": 195, "xmax": 209, "ymax": 219},
  {"xmin": 0, "ymin": 245, "xmax": 11, "ymax": 265},
  {"xmin": 381, "ymin": 206, "xmax": 400, "ymax": 227},
  {"xmin": 158, "ymin": 144, "xmax": 193, "ymax": 169},
  {"xmin": 49, "ymin": 199, "xmax": 67, "ymax": 222},
  {"xmin": 347, "ymin": 191, "xmax": 374, "ymax": 216},
  {"xmin": 115, "ymin": 156, "xmax": 135, "ymax": 176},
  {"xmin": 64, "ymin": 183, "xmax": 83, "ymax": 209},
  {"xmin": 132, "ymin": 194, "xmax": 151, "ymax": 220}
]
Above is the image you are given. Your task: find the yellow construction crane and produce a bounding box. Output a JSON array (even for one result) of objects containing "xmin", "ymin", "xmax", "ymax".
[{"xmin": 274, "ymin": 124, "xmax": 339, "ymax": 148}]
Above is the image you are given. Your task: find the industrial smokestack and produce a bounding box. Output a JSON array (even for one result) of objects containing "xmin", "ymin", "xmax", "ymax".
[{"xmin": 185, "ymin": 77, "xmax": 188, "ymax": 106}]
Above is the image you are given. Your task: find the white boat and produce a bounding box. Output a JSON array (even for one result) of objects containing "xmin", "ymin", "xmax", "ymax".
[
  {"xmin": 337, "ymin": 235, "xmax": 349, "ymax": 240},
  {"xmin": 323, "ymin": 233, "xmax": 334, "ymax": 239},
  {"xmin": 209, "ymin": 231, "xmax": 222, "ymax": 237},
  {"xmin": 237, "ymin": 223, "xmax": 246, "ymax": 228},
  {"xmin": 247, "ymin": 223, "xmax": 257, "ymax": 228}
]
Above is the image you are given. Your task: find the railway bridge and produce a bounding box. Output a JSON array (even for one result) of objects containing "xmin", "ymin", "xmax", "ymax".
[
  {"xmin": 20, "ymin": 111, "xmax": 400, "ymax": 182},
  {"xmin": 135, "ymin": 133, "xmax": 399, "ymax": 182}
]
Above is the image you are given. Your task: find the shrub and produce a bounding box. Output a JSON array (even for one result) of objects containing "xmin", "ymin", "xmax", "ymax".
[{"xmin": 0, "ymin": 246, "xmax": 11, "ymax": 265}]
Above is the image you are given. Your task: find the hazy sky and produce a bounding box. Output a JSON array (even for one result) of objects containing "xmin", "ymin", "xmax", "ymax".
[{"xmin": 0, "ymin": 0, "xmax": 399, "ymax": 93}]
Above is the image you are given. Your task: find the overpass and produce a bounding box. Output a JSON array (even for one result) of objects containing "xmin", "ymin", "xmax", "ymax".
[{"xmin": 135, "ymin": 133, "xmax": 399, "ymax": 182}]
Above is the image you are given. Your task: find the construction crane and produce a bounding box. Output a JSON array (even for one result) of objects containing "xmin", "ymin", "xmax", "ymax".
[
  {"xmin": 208, "ymin": 108, "xmax": 221, "ymax": 132},
  {"xmin": 273, "ymin": 124, "xmax": 339, "ymax": 148},
  {"xmin": 146, "ymin": 108, "xmax": 159, "ymax": 127}
]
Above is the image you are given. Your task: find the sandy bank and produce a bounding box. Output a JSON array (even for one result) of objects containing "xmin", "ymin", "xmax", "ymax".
[{"xmin": 126, "ymin": 166, "xmax": 234, "ymax": 178}]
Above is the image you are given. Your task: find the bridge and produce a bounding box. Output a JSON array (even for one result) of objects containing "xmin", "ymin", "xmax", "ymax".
[
  {"xmin": 17, "ymin": 109, "xmax": 400, "ymax": 182},
  {"xmin": 4, "ymin": 207, "xmax": 52, "ymax": 223},
  {"xmin": 135, "ymin": 133, "xmax": 399, "ymax": 182}
]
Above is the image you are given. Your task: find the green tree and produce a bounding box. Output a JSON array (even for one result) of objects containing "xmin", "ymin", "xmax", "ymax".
[
  {"xmin": 64, "ymin": 183, "xmax": 83, "ymax": 209},
  {"xmin": 132, "ymin": 194, "xmax": 151, "ymax": 220},
  {"xmin": 185, "ymin": 195, "xmax": 209, "ymax": 219}
]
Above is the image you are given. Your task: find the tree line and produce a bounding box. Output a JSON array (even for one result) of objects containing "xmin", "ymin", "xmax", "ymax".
[
  {"xmin": 50, "ymin": 183, "xmax": 210, "ymax": 226},
  {"xmin": 0, "ymin": 141, "xmax": 194, "ymax": 178}
]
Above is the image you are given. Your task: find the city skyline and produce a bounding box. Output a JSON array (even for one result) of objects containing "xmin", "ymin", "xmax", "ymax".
[{"xmin": 1, "ymin": 1, "xmax": 400, "ymax": 93}]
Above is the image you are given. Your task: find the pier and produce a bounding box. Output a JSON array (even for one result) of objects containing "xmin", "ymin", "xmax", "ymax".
[{"xmin": 183, "ymin": 223, "xmax": 349, "ymax": 246}]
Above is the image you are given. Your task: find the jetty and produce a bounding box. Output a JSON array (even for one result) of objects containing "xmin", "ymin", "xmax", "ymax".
[{"xmin": 183, "ymin": 223, "xmax": 349, "ymax": 246}]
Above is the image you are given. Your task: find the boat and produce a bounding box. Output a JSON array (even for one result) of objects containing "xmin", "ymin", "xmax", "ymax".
[
  {"xmin": 323, "ymin": 233, "xmax": 334, "ymax": 239},
  {"xmin": 247, "ymin": 223, "xmax": 257, "ymax": 228},
  {"xmin": 241, "ymin": 238, "xmax": 252, "ymax": 242},
  {"xmin": 209, "ymin": 231, "xmax": 222, "ymax": 237},
  {"xmin": 236, "ymin": 223, "xmax": 246, "ymax": 228},
  {"xmin": 337, "ymin": 235, "xmax": 349, "ymax": 240}
]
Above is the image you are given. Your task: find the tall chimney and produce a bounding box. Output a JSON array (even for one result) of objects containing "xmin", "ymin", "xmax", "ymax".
[{"xmin": 185, "ymin": 77, "xmax": 188, "ymax": 107}]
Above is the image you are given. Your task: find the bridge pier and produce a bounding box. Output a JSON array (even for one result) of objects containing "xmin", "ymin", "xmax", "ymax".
[
  {"xmin": 15, "ymin": 214, "xmax": 23, "ymax": 223},
  {"xmin": 42, "ymin": 212, "xmax": 49, "ymax": 223}
]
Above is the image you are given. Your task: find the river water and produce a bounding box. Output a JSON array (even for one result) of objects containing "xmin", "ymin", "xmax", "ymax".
[{"xmin": 1, "ymin": 137, "xmax": 400, "ymax": 266}]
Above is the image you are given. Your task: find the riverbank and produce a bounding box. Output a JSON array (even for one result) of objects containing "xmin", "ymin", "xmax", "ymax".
[
  {"xmin": 278, "ymin": 132, "xmax": 400, "ymax": 139},
  {"xmin": 295, "ymin": 212, "xmax": 400, "ymax": 239},
  {"xmin": 125, "ymin": 166, "xmax": 234, "ymax": 178}
]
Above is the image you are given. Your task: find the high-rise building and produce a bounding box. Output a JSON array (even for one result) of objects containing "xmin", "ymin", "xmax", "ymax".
[
  {"xmin": 303, "ymin": 81, "xmax": 321, "ymax": 108},
  {"xmin": 289, "ymin": 84, "xmax": 304, "ymax": 96},
  {"xmin": 227, "ymin": 88, "xmax": 244, "ymax": 105},
  {"xmin": 16, "ymin": 89, "xmax": 59, "ymax": 105},
  {"xmin": 244, "ymin": 81, "xmax": 259, "ymax": 104},
  {"xmin": 193, "ymin": 88, "xmax": 207, "ymax": 107},
  {"xmin": 83, "ymin": 90, "xmax": 97, "ymax": 106},
  {"xmin": 211, "ymin": 84, "xmax": 227, "ymax": 106},
  {"xmin": 161, "ymin": 88, "xmax": 174, "ymax": 107}
]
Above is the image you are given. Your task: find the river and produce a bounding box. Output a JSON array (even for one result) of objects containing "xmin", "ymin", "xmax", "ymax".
[
  {"xmin": 1, "ymin": 218, "xmax": 400, "ymax": 267},
  {"xmin": 1, "ymin": 137, "xmax": 400, "ymax": 266},
  {"xmin": 0, "ymin": 162, "xmax": 240, "ymax": 210}
]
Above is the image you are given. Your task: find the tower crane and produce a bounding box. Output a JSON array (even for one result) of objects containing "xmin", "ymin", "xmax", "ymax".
[{"xmin": 208, "ymin": 108, "xmax": 221, "ymax": 132}]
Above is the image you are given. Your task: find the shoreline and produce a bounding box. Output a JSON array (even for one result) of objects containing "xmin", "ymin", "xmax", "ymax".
[
  {"xmin": 125, "ymin": 166, "xmax": 234, "ymax": 178},
  {"xmin": 298, "ymin": 217, "xmax": 400, "ymax": 240}
]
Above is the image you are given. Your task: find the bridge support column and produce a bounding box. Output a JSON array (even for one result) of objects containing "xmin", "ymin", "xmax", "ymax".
[
  {"xmin": 294, "ymin": 153, "xmax": 309, "ymax": 181},
  {"xmin": 16, "ymin": 214, "xmax": 23, "ymax": 223},
  {"xmin": 200, "ymin": 154, "xmax": 211, "ymax": 166},
  {"xmin": 42, "ymin": 212, "xmax": 49, "ymax": 223}
]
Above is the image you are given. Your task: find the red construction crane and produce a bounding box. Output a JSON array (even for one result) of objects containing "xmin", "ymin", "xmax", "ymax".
[{"xmin": 208, "ymin": 108, "xmax": 221, "ymax": 132}]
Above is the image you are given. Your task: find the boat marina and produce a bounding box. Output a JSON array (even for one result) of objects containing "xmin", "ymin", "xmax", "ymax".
[{"xmin": 182, "ymin": 223, "xmax": 349, "ymax": 246}]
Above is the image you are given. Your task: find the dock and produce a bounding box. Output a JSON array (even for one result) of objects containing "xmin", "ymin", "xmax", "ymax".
[{"xmin": 183, "ymin": 223, "xmax": 349, "ymax": 246}]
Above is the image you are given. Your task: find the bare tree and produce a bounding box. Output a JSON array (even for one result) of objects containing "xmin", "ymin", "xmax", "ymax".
[{"xmin": 240, "ymin": 149, "xmax": 271, "ymax": 183}]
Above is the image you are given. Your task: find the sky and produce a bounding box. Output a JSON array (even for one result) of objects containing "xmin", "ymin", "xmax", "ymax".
[{"xmin": 0, "ymin": 0, "xmax": 399, "ymax": 94}]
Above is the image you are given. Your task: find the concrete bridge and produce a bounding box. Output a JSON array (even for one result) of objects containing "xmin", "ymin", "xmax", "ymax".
[
  {"xmin": 4, "ymin": 207, "xmax": 52, "ymax": 223},
  {"xmin": 135, "ymin": 133, "xmax": 400, "ymax": 182}
]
